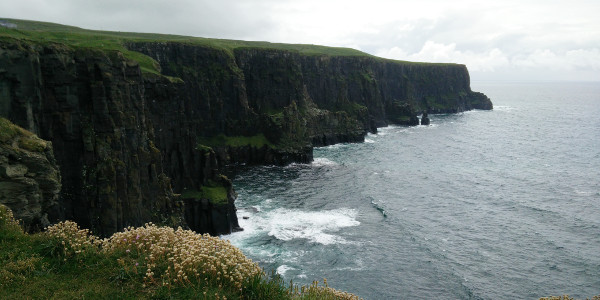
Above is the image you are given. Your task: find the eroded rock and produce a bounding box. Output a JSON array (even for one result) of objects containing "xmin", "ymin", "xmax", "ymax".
[{"xmin": 0, "ymin": 118, "xmax": 61, "ymax": 231}]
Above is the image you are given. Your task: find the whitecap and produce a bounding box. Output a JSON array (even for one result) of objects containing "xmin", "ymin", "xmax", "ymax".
[
  {"xmin": 312, "ymin": 157, "xmax": 338, "ymax": 167},
  {"xmin": 494, "ymin": 105, "xmax": 516, "ymax": 112},
  {"xmin": 276, "ymin": 264, "xmax": 295, "ymax": 276},
  {"xmin": 322, "ymin": 143, "xmax": 344, "ymax": 149},
  {"xmin": 575, "ymin": 190, "xmax": 594, "ymax": 196},
  {"xmin": 370, "ymin": 199, "xmax": 387, "ymax": 217},
  {"xmin": 227, "ymin": 207, "xmax": 360, "ymax": 246},
  {"xmin": 364, "ymin": 138, "xmax": 375, "ymax": 143},
  {"xmin": 421, "ymin": 123, "xmax": 438, "ymax": 129},
  {"xmin": 265, "ymin": 208, "xmax": 360, "ymax": 245}
]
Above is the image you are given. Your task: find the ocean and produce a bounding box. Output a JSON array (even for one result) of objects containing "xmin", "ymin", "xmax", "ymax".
[{"xmin": 225, "ymin": 82, "xmax": 600, "ymax": 299}]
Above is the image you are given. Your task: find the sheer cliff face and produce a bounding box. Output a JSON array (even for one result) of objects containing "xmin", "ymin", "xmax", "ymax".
[
  {"xmin": 0, "ymin": 42, "xmax": 182, "ymax": 236},
  {"xmin": 0, "ymin": 39, "xmax": 491, "ymax": 235},
  {"xmin": 131, "ymin": 42, "xmax": 491, "ymax": 140}
]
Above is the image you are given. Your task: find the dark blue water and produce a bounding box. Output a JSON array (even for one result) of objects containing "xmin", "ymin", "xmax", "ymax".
[{"xmin": 226, "ymin": 82, "xmax": 600, "ymax": 299}]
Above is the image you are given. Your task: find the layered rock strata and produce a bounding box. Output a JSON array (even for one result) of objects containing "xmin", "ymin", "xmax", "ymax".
[{"xmin": 0, "ymin": 38, "xmax": 491, "ymax": 236}]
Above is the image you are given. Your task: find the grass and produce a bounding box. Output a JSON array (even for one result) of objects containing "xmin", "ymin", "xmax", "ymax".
[
  {"xmin": 181, "ymin": 183, "xmax": 229, "ymax": 205},
  {"xmin": 0, "ymin": 117, "xmax": 20, "ymax": 143},
  {"xmin": 0, "ymin": 117, "xmax": 47, "ymax": 152},
  {"xmin": 0, "ymin": 18, "xmax": 458, "ymax": 77},
  {"xmin": 0, "ymin": 205, "xmax": 362, "ymax": 299}
]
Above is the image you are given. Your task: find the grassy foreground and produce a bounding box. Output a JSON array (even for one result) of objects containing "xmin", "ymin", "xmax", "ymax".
[{"xmin": 0, "ymin": 205, "xmax": 360, "ymax": 299}]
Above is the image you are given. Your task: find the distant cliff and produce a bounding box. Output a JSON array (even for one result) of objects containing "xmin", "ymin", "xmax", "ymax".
[{"xmin": 0, "ymin": 19, "xmax": 492, "ymax": 236}]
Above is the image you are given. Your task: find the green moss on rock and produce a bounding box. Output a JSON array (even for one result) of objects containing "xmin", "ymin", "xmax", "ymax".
[
  {"xmin": 181, "ymin": 186, "xmax": 228, "ymax": 205},
  {"xmin": 181, "ymin": 179, "xmax": 229, "ymax": 205},
  {"xmin": 0, "ymin": 118, "xmax": 20, "ymax": 143},
  {"xmin": 0, "ymin": 118, "xmax": 47, "ymax": 152}
]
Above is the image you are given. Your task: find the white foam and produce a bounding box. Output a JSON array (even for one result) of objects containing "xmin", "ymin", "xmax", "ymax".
[
  {"xmin": 322, "ymin": 143, "xmax": 344, "ymax": 149},
  {"xmin": 494, "ymin": 105, "xmax": 516, "ymax": 112},
  {"xmin": 227, "ymin": 207, "xmax": 360, "ymax": 246},
  {"xmin": 276, "ymin": 264, "xmax": 295, "ymax": 276},
  {"xmin": 575, "ymin": 190, "xmax": 594, "ymax": 196},
  {"xmin": 364, "ymin": 138, "xmax": 375, "ymax": 143},
  {"xmin": 376, "ymin": 125, "xmax": 402, "ymax": 136},
  {"xmin": 312, "ymin": 157, "xmax": 338, "ymax": 167},
  {"xmin": 266, "ymin": 208, "xmax": 360, "ymax": 245}
]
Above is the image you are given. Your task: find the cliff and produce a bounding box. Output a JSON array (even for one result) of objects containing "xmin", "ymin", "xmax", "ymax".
[{"xmin": 0, "ymin": 19, "xmax": 492, "ymax": 236}]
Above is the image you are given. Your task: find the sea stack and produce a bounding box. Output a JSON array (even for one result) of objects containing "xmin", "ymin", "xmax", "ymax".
[{"xmin": 421, "ymin": 111, "xmax": 430, "ymax": 125}]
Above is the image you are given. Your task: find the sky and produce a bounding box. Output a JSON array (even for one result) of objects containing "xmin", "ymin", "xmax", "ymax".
[{"xmin": 2, "ymin": 0, "xmax": 599, "ymax": 81}]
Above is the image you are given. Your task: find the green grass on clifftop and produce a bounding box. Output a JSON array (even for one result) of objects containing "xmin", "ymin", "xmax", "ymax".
[
  {"xmin": 0, "ymin": 18, "xmax": 457, "ymax": 76},
  {"xmin": 0, "ymin": 18, "xmax": 371, "ymax": 56}
]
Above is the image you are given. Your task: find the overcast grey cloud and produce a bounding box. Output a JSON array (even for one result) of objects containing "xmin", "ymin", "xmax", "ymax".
[{"xmin": 2, "ymin": 0, "xmax": 599, "ymax": 81}]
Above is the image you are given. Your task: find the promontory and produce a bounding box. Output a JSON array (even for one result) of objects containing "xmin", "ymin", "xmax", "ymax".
[{"xmin": 0, "ymin": 19, "xmax": 492, "ymax": 236}]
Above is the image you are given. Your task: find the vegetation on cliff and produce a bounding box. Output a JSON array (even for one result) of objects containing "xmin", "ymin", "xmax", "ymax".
[
  {"xmin": 0, "ymin": 19, "xmax": 370, "ymax": 65},
  {"xmin": 0, "ymin": 117, "xmax": 48, "ymax": 152},
  {"xmin": 0, "ymin": 204, "xmax": 361, "ymax": 299}
]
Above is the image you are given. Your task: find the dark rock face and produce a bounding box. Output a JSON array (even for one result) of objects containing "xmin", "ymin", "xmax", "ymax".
[
  {"xmin": 182, "ymin": 174, "xmax": 241, "ymax": 235},
  {"xmin": 0, "ymin": 118, "xmax": 61, "ymax": 232},
  {"xmin": 129, "ymin": 43, "xmax": 492, "ymax": 151},
  {"xmin": 1, "ymin": 39, "xmax": 492, "ymax": 236},
  {"xmin": 0, "ymin": 42, "xmax": 184, "ymax": 236}
]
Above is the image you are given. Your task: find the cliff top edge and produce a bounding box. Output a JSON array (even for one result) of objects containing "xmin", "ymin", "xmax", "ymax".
[{"xmin": 0, "ymin": 18, "xmax": 462, "ymax": 69}]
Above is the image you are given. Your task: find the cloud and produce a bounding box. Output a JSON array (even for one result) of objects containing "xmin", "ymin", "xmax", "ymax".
[
  {"xmin": 378, "ymin": 41, "xmax": 600, "ymax": 80},
  {"xmin": 1, "ymin": 0, "xmax": 599, "ymax": 80},
  {"xmin": 513, "ymin": 49, "xmax": 600, "ymax": 71},
  {"xmin": 376, "ymin": 41, "xmax": 510, "ymax": 72}
]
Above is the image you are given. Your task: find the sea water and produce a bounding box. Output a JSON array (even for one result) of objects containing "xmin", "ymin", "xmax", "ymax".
[{"xmin": 226, "ymin": 82, "xmax": 600, "ymax": 299}]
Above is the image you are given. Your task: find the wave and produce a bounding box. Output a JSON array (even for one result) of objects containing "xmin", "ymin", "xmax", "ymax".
[
  {"xmin": 276, "ymin": 264, "xmax": 295, "ymax": 276},
  {"xmin": 575, "ymin": 189, "xmax": 596, "ymax": 196},
  {"xmin": 265, "ymin": 208, "xmax": 360, "ymax": 245},
  {"xmin": 493, "ymin": 105, "xmax": 517, "ymax": 112},
  {"xmin": 321, "ymin": 143, "xmax": 349, "ymax": 150},
  {"xmin": 311, "ymin": 157, "xmax": 338, "ymax": 167},
  {"xmin": 230, "ymin": 207, "xmax": 360, "ymax": 246},
  {"xmin": 370, "ymin": 199, "xmax": 388, "ymax": 218}
]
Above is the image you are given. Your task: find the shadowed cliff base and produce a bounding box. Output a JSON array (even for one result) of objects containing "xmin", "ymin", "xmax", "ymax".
[{"xmin": 0, "ymin": 18, "xmax": 492, "ymax": 236}]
